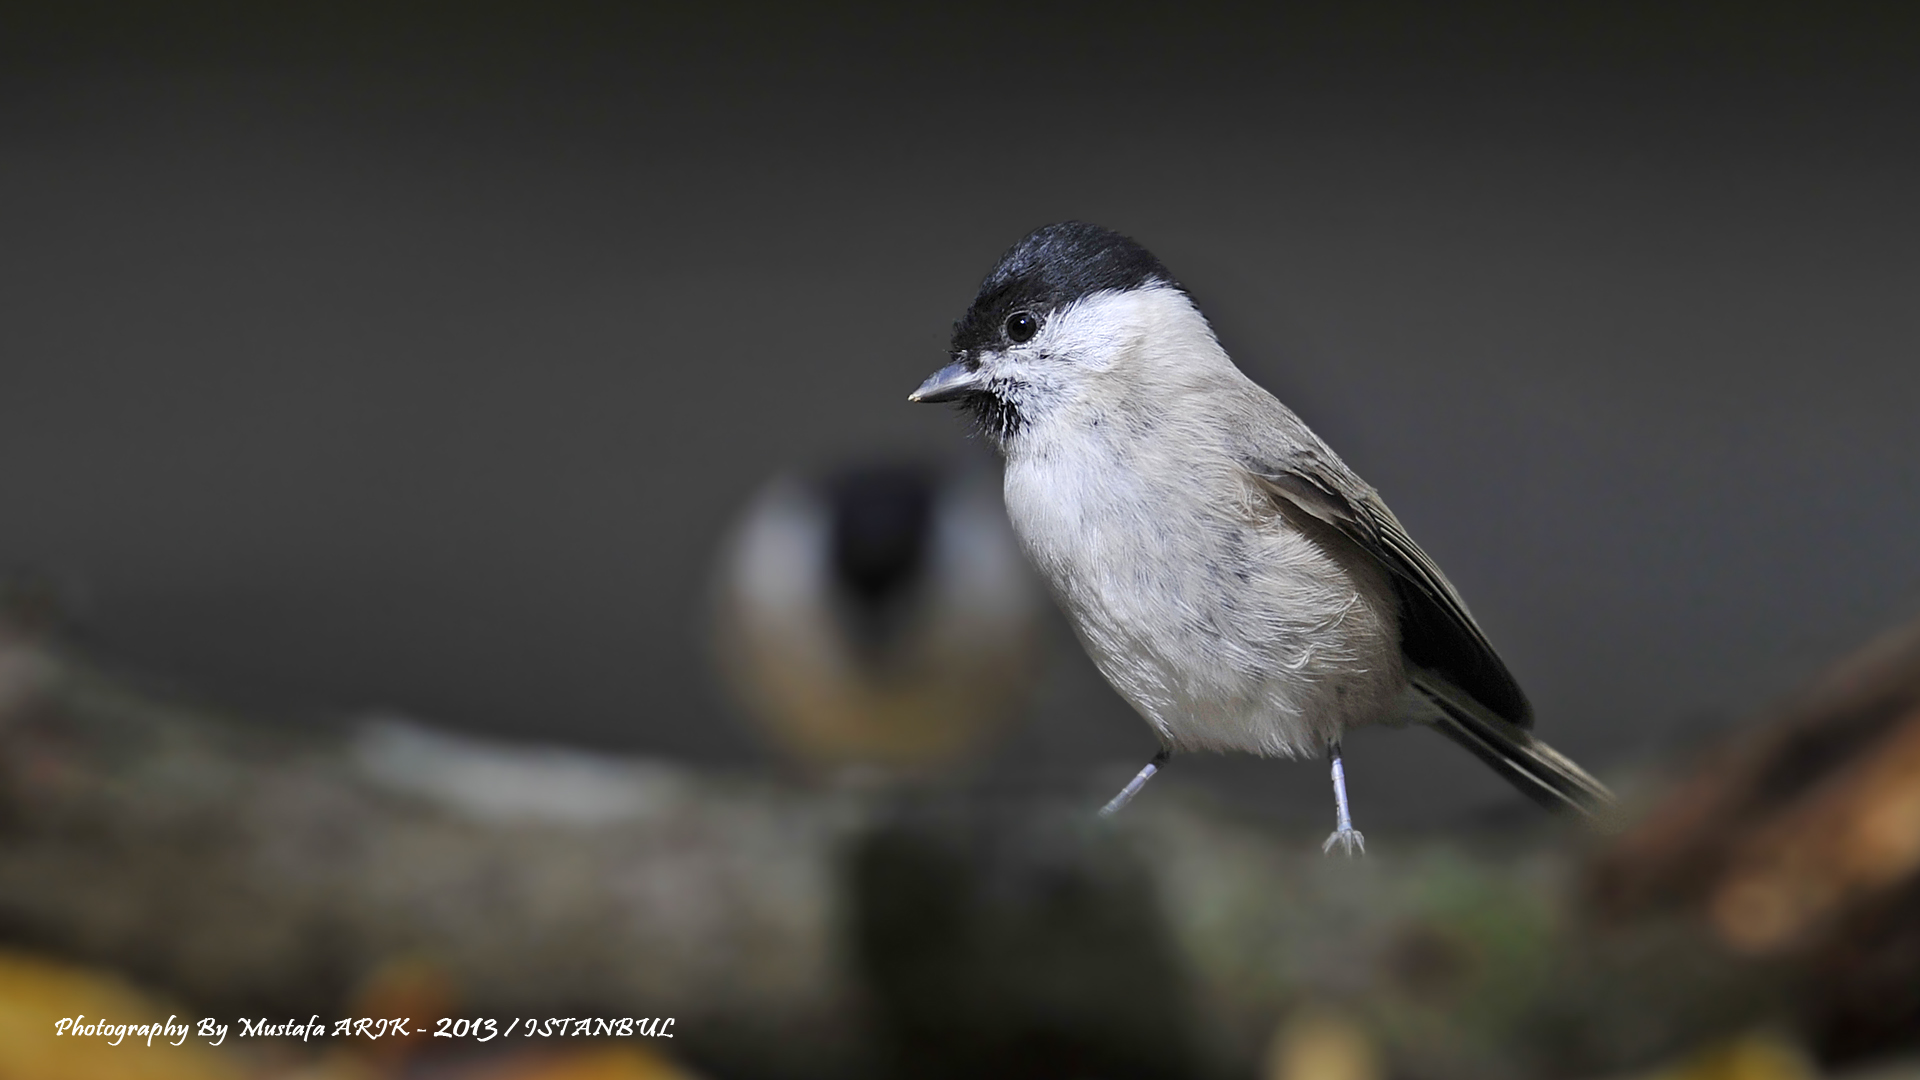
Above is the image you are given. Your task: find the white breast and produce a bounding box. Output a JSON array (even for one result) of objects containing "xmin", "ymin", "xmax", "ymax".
[{"xmin": 1001, "ymin": 396, "xmax": 1405, "ymax": 760}]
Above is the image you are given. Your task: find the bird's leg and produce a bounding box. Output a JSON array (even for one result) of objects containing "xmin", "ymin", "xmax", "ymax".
[
  {"xmin": 1098, "ymin": 748, "xmax": 1171, "ymax": 818},
  {"xmin": 1321, "ymin": 739, "xmax": 1366, "ymax": 856}
]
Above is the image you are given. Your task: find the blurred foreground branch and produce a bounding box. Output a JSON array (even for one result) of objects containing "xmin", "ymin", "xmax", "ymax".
[
  {"xmin": 0, "ymin": 621, "xmax": 866, "ymax": 1077},
  {"xmin": 2, "ymin": 612, "xmax": 1919, "ymax": 1079}
]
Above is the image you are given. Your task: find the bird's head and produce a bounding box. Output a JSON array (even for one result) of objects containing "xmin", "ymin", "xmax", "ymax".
[{"xmin": 909, "ymin": 221, "xmax": 1228, "ymax": 452}]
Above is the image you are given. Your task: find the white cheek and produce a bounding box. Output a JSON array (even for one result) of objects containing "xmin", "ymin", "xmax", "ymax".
[
  {"xmin": 1035, "ymin": 284, "xmax": 1211, "ymax": 374},
  {"xmin": 1036, "ymin": 307, "xmax": 1136, "ymax": 373}
]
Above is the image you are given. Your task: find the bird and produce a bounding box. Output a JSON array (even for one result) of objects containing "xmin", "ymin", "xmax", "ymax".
[
  {"xmin": 712, "ymin": 462, "xmax": 1045, "ymax": 775},
  {"xmin": 908, "ymin": 221, "xmax": 1615, "ymax": 852}
]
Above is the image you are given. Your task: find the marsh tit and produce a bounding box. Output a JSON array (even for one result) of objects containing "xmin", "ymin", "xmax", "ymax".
[
  {"xmin": 910, "ymin": 222, "xmax": 1614, "ymax": 852},
  {"xmin": 713, "ymin": 463, "xmax": 1045, "ymax": 774}
]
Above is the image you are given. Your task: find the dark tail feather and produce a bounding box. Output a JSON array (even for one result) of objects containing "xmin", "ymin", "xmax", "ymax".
[{"xmin": 1409, "ymin": 668, "xmax": 1619, "ymax": 829}]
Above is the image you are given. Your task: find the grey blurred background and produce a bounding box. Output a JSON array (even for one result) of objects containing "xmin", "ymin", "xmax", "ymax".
[{"xmin": 1, "ymin": 2, "xmax": 1915, "ymax": 825}]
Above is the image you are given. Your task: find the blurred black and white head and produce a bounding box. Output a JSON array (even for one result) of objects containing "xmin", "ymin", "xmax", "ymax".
[
  {"xmin": 713, "ymin": 462, "xmax": 1044, "ymax": 772},
  {"xmin": 909, "ymin": 222, "xmax": 1231, "ymax": 452}
]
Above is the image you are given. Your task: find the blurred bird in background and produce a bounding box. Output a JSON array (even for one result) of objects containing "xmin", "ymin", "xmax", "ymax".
[{"xmin": 712, "ymin": 462, "xmax": 1046, "ymax": 775}]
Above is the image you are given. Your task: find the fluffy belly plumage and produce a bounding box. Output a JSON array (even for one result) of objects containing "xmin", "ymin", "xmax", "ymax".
[{"xmin": 1006, "ymin": 455, "xmax": 1405, "ymax": 759}]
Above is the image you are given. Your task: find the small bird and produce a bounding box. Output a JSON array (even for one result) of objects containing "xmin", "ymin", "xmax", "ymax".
[
  {"xmin": 910, "ymin": 222, "xmax": 1614, "ymax": 852},
  {"xmin": 713, "ymin": 462, "xmax": 1045, "ymax": 774}
]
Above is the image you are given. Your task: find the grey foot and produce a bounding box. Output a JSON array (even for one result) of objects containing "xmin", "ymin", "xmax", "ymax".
[{"xmin": 1321, "ymin": 827, "xmax": 1366, "ymax": 857}]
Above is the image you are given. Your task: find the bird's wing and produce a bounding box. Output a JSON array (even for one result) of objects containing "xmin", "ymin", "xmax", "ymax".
[{"xmin": 1239, "ymin": 433, "xmax": 1534, "ymax": 728}]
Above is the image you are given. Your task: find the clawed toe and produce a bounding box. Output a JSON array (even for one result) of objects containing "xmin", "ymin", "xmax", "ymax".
[{"xmin": 1321, "ymin": 827, "xmax": 1366, "ymax": 857}]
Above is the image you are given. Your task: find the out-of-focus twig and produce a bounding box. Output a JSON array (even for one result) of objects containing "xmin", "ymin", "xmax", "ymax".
[
  {"xmin": 3, "ymin": 606, "xmax": 1920, "ymax": 1078},
  {"xmin": 0, "ymin": 620, "xmax": 869, "ymax": 1080},
  {"xmin": 1591, "ymin": 618, "xmax": 1920, "ymax": 1066}
]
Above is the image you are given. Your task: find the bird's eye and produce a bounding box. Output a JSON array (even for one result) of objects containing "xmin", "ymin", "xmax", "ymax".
[{"xmin": 1004, "ymin": 311, "xmax": 1039, "ymax": 343}]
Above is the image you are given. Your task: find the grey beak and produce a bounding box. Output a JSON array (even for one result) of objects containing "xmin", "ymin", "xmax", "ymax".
[{"xmin": 908, "ymin": 361, "xmax": 985, "ymax": 403}]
